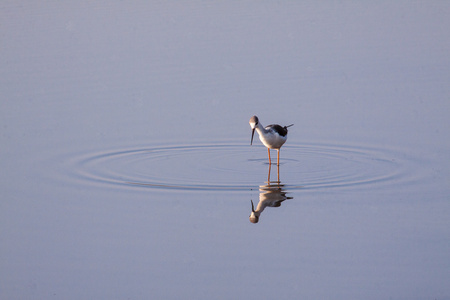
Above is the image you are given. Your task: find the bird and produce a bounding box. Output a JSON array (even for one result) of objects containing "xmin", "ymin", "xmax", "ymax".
[{"xmin": 249, "ymin": 115, "xmax": 293, "ymax": 166}]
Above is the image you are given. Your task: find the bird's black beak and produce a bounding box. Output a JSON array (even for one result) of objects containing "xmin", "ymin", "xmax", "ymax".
[
  {"xmin": 251, "ymin": 200, "xmax": 255, "ymax": 213},
  {"xmin": 250, "ymin": 128, "xmax": 255, "ymax": 145}
]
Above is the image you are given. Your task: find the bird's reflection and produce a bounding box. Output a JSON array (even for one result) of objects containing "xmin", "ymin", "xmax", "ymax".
[{"xmin": 249, "ymin": 164, "xmax": 293, "ymax": 223}]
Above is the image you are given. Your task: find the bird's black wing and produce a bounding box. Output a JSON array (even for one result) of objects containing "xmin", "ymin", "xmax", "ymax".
[{"xmin": 266, "ymin": 124, "xmax": 288, "ymax": 137}]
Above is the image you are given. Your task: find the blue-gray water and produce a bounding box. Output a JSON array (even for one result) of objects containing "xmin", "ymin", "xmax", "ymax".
[{"xmin": 1, "ymin": 2, "xmax": 449, "ymax": 299}]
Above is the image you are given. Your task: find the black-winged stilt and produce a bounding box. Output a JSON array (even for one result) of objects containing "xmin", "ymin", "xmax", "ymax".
[{"xmin": 249, "ymin": 115, "xmax": 293, "ymax": 166}]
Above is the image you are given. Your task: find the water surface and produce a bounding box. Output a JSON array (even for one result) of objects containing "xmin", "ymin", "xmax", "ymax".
[{"xmin": 1, "ymin": 2, "xmax": 449, "ymax": 300}]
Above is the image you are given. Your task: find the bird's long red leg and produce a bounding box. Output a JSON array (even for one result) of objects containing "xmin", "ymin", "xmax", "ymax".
[
  {"xmin": 277, "ymin": 149, "xmax": 280, "ymax": 166},
  {"xmin": 268, "ymin": 148, "xmax": 271, "ymax": 164}
]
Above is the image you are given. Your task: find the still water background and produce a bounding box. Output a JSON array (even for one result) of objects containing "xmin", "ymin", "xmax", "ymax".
[{"xmin": 1, "ymin": 1, "xmax": 449, "ymax": 299}]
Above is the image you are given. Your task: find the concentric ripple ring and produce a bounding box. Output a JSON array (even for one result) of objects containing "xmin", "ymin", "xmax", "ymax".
[{"xmin": 58, "ymin": 142, "xmax": 422, "ymax": 192}]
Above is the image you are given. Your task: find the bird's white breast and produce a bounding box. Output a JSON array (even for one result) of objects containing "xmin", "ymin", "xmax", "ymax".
[{"xmin": 259, "ymin": 130, "xmax": 287, "ymax": 149}]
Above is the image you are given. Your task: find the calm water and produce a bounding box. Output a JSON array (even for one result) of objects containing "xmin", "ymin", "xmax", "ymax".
[{"xmin": 1, "ymin": 2, "xmax": 450, "ymax": 299}]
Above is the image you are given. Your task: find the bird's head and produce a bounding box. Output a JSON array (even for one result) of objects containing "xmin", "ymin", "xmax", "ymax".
[{"xmin": 249, "ymin": 116, "xmax": 259, "ymax": 145}]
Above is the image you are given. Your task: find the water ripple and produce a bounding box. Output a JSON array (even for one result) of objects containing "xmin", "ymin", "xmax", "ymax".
[{"xmin": 58, "ymin": 142, "xmax": 424, "ymax": 193}]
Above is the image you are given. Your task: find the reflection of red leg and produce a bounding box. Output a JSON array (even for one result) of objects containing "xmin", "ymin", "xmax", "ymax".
[
  {"xmin": 268, "ymin": 148, "xmax": 271, "ymax": 164},
  {"xmin": 277, "ymin": 162, "xmax": 280, "ymax": 182}
]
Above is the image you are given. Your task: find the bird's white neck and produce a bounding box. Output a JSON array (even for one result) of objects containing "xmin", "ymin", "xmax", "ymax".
[{"xmin": 254, "ymin": 121, "xmax": 268, "ymax": 135}]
